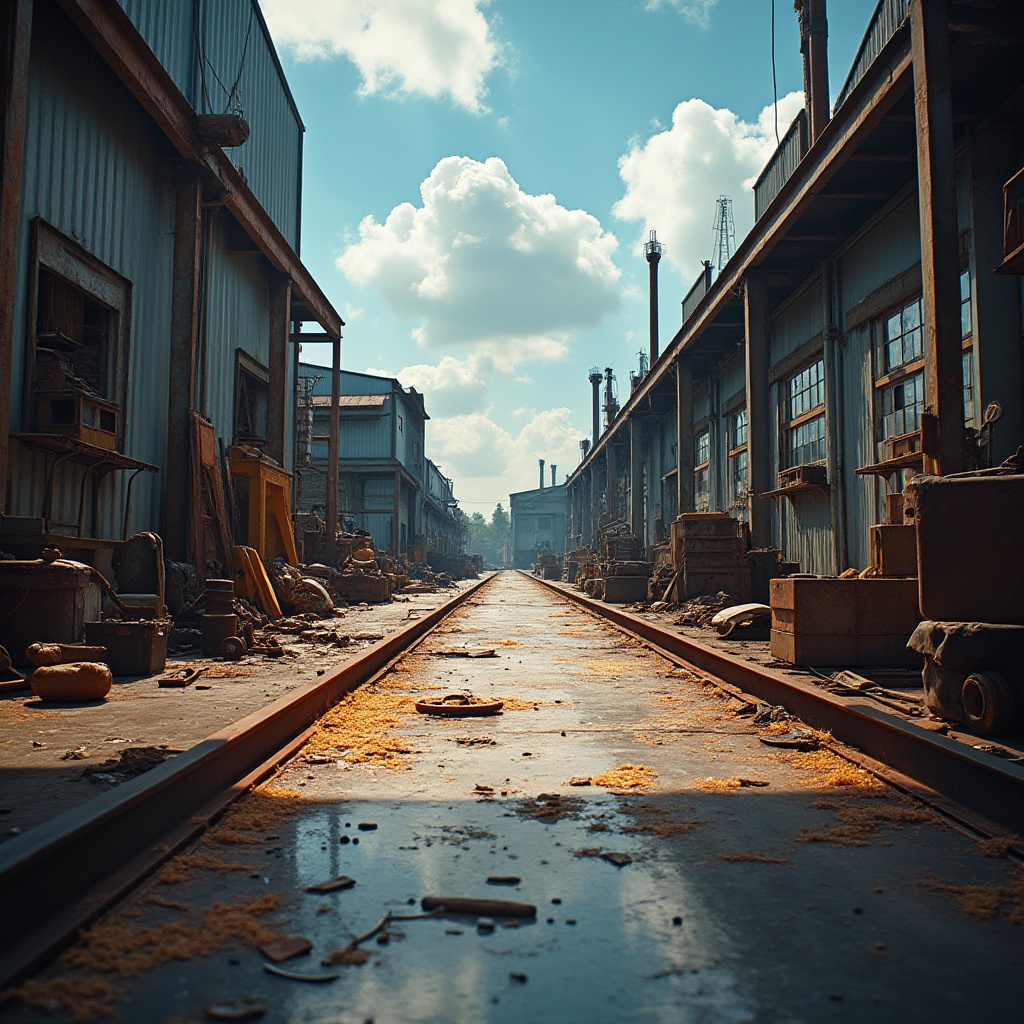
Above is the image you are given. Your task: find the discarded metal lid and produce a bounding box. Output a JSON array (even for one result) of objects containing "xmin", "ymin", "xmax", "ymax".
[{"xmin": 415, "ymin": 694, "xmax": 504, "ymax": 717}]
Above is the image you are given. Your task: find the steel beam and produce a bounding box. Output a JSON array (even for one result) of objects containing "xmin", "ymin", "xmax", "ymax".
[
  {"xmin": 911, "ymin": 0, "xmax": 965, "ymax": 475},
  {"xmin": 267, "ymin": 274, "xmax": 290, "ymax": 465},
  {"xmin": 675, "ymin": 357, "xmax": 693, "ymax": 516},
  {"xmin": 164, "ymin": 167, "xmax": 202, "ymax": 559},
  {"xmin": 629, "ymin": 418, "xmax": 643, "ymax": 539},
  {"xmin": 744, "ymin": 271, "xmax": 772, "ymax": 547},
  {"xmin": 325, "ymin": 337, "xmax": 340, "ymax": 565},
  {"xmin": 0, "ymin": 0, "xmax": 32, "ymax": 516}
]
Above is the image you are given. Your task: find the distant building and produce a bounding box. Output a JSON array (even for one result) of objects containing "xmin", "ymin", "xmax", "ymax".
[
  {"xmin": 296, "ymin": 363, "xmax": 466, "ymax": 559},
  {"xmin": 509, "ymin": 484, "xmax": 567, "ymax": 569}
]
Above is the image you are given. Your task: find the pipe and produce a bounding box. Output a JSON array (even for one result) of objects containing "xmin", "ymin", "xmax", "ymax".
[
  {"xmin": 551, "ymin": 464, "xmax": 557, "ymax": 487},
  {"xmin": 589, "ymin": 369, "xmax": 602, "ymax": 447},
  {"xmin": 644, "ymin": 230, "xmax": 663, "ymax": 364},
  {"xmin": 538, "ymin": 459, "xmax": 545, "ymax": 490},
  {"xmin": 799, "ymin": 0, "xmax": 830, "ymax": 143}
]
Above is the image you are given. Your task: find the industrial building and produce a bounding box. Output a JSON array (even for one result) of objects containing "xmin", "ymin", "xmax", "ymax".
[
  {"xmin": 296, "ymin": 364, "xmax": 467, "ymax": 562},
  {"xmin": 0, "ymin": 0, "xmax": 342, "ymax": 570},
  {"xmin": 509, "ymin": 460, "xmax": 567, "ymax": 570},
  {"xmin": 567, "ymin": 0, "xmax": 1023, "ymax": 579}
]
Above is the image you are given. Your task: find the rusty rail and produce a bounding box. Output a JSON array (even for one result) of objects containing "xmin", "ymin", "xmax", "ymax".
[
  {"xmin": 0, "ymin": 573, "xmax": 496, "ymax": 989},
  {"xmin": 525, "ymin": 572, "xmax": 1024, "ymax": 837}
]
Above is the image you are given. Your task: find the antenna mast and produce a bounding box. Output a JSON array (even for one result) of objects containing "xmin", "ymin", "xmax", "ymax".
[{"xmin": 711, "ymin": 196, "xmax": 735, "ymax": 273}]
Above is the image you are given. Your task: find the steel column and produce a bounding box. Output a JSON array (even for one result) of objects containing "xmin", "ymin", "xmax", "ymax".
[
  {"xmin": 606, "ymin": 444, "xmax": 618, "ymax": 523},
  {"xmin": 0, "ymin": 0, "xmax": 32, "ymax": 515},
  {"xmin": 910, "ymin": 0, "xmax": 964, "ymax": 475},
  {"xmin": 392, "ymin": 469, "xmax": 401, "ymax": 556},
  {"xmin": 630, "ymin": 417, "xmax": 643, "ymax": 539},
  {"xmin": 744, "ymin": 271, "xmax": 772, "ymax": 547},
  {"xmin": 675, "ymin": 357, "xmax": 693, "ymax": 515},
  {"xmin": 164, "ymin": 167, "xmax": 202, "ymax": 559},
  {"xmin": 325, "ymin": 337, "xmax": 340, "ymax": 565},
  {"xmin": 267, "ymin": 275, "xmax": 290, "ymax": 465}
]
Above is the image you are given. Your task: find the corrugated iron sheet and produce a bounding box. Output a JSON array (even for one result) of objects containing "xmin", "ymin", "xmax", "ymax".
[
  {"xmin": 117, "ymin": 0, "xmax": 195, "ymax": 105},
  {"xmin": 10, "ymin": 13, "xmax": 176, "ymax": 537},
  {"xmin": 769, "ymin": 278, "xmax": 823, "ymax": 365},
  {"xmin": 834, "ymin": 0, "xmax": 910, "ymax": 113},
  {"xmin": 839, "ymin": 196, "xmax": 920, "ymax": 310},
  {"xmin": 754, "ymin": 109, "xmax": 808, "ymax": 222}
]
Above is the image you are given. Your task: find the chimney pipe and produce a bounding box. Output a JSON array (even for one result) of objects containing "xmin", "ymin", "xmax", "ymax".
[
  {"xmin": 551, "ymin": 464, "xmax": 557, "ymax": 487},
  {"xmin": 644, "ymin": 230, "xmax": 663, "ymax": 364},
  {"xmin": 588, "ymin": 367, "xmax": 602, "ymax": 447},
  {"xmin": 580, "ymin": 438, "xmax": 591, "ymax": 459},
  {"xmin": 798, "ymin": 0, "xmax": 830, "ymax": 143},
  {"xmin": 604, "ymin": 367, "xmax": 618, "ymax": 428},
  {"xmin": 538, "ymin": 458, "xmax": 545, "ymax": 490}
]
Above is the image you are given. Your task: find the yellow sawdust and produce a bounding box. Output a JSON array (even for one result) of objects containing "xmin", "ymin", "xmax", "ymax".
[
  {"xmin": 157, "ymin": 852, "xmax": 257, "ymax": 885},
  {"xmin": 977, "ymin": 836, "xmax": 1018, "ymax": 858},
  {"xmin": 494, "ymin": 696, "xmax": 539, "ymax": 711},
  {"xmin": 5, "ymin": 975, "xmax": 121, "ymax": 1022},
  {"xmin": 304, "ymin": 686, "xmax": 416, "ymax": 767},
  {"xmin": 799, "ymin": 793, "xmax": 936, "ymax": 847},
  {"xmin": 920, "ymin": 876, "xmax": 1024, "ymax": 923},
  {"xmin": 592, "ymin": 764, "xmax": 658, "ymax": 790},
  {"xmin": 496, "ymin": 639, "xmax": 522, "ymax": 646},
  {"xmin": 691, "ymin": 776, "xmax": 769, "ymax": 791}
]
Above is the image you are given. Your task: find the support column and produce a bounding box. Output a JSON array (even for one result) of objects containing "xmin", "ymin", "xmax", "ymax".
[
  {"xmin": 325, "ymin": 336, "xmax": 340, "ymax": 566},
  {"xmin": 267, "ymin": 274, "xmax": 290, "ymax": 465},
  {"xmin": 744, "ymin": 271, "xmax": 772, "ymax": 547},
  {"xmin": 606, "ymin": 444, "xmax": 618, "ymax": 522},
  {"xmin": 630, "ymin": 417, "xmax": 643, "ymax": 538},
  {"xmin": 675, "ymin": 357, "xmax": 693, "ymax": 514},
  {"xmin": 911, "ymin": 0, "xmax": 964, "ymax": 475},
  {"xmin": 164, "ymin": 167, "xmax": 202, "ymax": 559},
  {"xmin": 0, "ymin": 0, "xmax": 32, "ymax": 515},
  {"xmin": 392, "ymin": 469, "xmax": 400, "ymax": 556}
]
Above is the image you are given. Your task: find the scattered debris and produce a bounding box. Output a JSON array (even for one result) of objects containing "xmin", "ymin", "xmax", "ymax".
[
  {"xmin": 456, "ymin": 736, "xmax": 496, "ymax": 747},
  {"xmin": 718, "ymin": 852, "xmax": 789, "ymax": 864},
  {"xmin": 204, "ymin": 997, "xmax": 268, "ymax": 1020},
  {"xmin": 60, "ymin": 747, "xmax": 89, "ymax": 761},
  {"xmin": 600, "ymin": 851, "xmax": 633, "ymax": 867},
  {"xmin": 83, "ymin": 746, "xmax": 181, "ymax": 783},
  {"xmin": 259, "ymin": 936, "xmax": 313, "ymax": 963},
  {"xmin": 415, "ymin": 694, "xmax": 503, "ymax": 717},
  {"xmin": 567, "ymin": 776, "xmax": 592, "ymax": 786},
  {"xmin": 758, "ymin": 729, "xmax": 819, "ymax": 751},
  {"xmin": 516, "ymin": 793, "xmax": 583, "ymax": 822},
  {"xmin": 263, "ymin": 963, "xmax": 338, "ymax": 983},
  {"xmin": 487, "ymin": 876, "xmax": 521, "ymax": 885},
  {"xmin": 592, "ymin": 764, "xmax": 658, "ymax": 790},
  {"xmin": 157, "ymin": 665, "xmax": 204, "ymax": 688},
  {"xmin": 421, "ymin": 897, "xmax": 537, "ymax": 919},
  {"xmin": 304, "ymin": 875, "xmax": 356, "ymax": 894}
]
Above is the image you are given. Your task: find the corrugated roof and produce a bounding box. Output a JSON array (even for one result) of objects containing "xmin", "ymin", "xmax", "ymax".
[{"xmin": 310, "ymin": 394, "xmax": 387, "ymax": 409}]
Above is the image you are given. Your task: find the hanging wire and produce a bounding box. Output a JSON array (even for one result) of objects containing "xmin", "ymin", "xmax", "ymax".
[
  {"xmin": 770, "ymin": 0, "xmax": 778, "ymax": 145},
  {"xmin": 224, "ymin": 8, "xmax": 255, "ymax": 115}
]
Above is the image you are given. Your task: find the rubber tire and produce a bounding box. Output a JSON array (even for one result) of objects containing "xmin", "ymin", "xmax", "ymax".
[{"xmin": 961, "ymin": 671, "xmax": 1020, "ymax": 736}]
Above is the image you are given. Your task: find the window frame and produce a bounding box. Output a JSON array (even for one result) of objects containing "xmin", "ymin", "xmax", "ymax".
[
  {"xmin": 780, "ymin": 356, "xmax": 826, "ymax": 469},
  {"xmin": 24, "ymin": 219, "xmax": 132, "ymax": 451}
]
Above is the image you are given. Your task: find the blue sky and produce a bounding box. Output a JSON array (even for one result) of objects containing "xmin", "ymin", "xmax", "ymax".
[{"xmin": 261, "ymin": 0, "xmax": 877, "ymax": 509}]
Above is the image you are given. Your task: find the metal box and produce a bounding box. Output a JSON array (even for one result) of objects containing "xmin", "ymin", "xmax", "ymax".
[
  {"xmin": 870, "ymin": 525, "xmax": 918, "ymax": 577},
  {"xmin": 36, "ymin": 390, "xmax": 119, "ymax": 450},
  {"xmin": 0, "ymin": 559, "xmax": 101, "ymax": 665},
  {"xmin": 84, "ymin": 619, "xmax": 169, "ymax": 676},
  {"xmin": 905, "ymin": 474, "xmax": 1024, "ymax": 625}
]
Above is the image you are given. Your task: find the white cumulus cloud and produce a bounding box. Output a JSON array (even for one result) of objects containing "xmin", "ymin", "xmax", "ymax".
[
  {"xmin": 261, "ymin": 0, "xmax": 501, "ymax": 113},
  {"xmin": 614, "ymin": 91, "xmax": 805, "ymax": 280},
  {"xmin": 645, "ymin": 0, "xmax": 719, "ymax": 30},
  {"xmin": 374, "ymin": 354, "xmax": 493, "ymax": 419},
  {"xmin": 338, "ymin": 156, "xmax": 621, "ymax": 364},
  {"xmin": 428, "ymin": 407, "xmax": 587, "ymax": 502}
]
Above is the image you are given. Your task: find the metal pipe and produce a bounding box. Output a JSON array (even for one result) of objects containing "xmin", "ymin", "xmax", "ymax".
[
  {"xmin": 538, "ymin": 459, "xmax": 545, "ymax": 490},
  {"xmin": 588, "ymin": 369, "xmax": 602, "ymax": 447},
  {"xmin": 644, "ymin": 230, "xmax": 663, "ymax": 364},
  {"xmin": 551, "ymin": 464, "xmax": 557, "ymax": 487},
  {"xmin": 326, "ymin": 337, "xmax": 340, "ymax": 566}
]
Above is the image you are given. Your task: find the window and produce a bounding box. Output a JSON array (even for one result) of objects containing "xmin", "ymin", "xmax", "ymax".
[
  {"xmin": 234, "ymin": 351, "xmax": 269, "ymax": 447},
  {"xmin": 782, "ymin": 359, "xmax": 826, "ymax": 467},
  {"xmin": 960, "ymin": 269, "xmax": 976, "ymax": 427},
  {"xmin": 874, "ymin": 295, "xmax": 924, "ymax": 444},
  {"xmin": 537, "ymin": 515, "xmax": 553, "ymax": 531},
  {"xmin": 694, "ymin": 429, "xmax": 710, "ymax": 512},
  {"xmin": 398, "ymin": 414, "xmax": 404, "ymax": 433},
  {"xmin": 27, "ymin": 220, "xmax": 131, "ymax": 450},
  {"xmin": 728, "ymin": 407, "xmax": 748, "ymax": 511}
]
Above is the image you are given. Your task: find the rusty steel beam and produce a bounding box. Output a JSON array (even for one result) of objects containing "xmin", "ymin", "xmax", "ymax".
[
  {"xmin": 526, "ymin": 574, "xmax": 1024, "ymax": 837},
  {"xmin": 164, "ymin": 167, "xmax": 202, "ymax": 560},
  {"xmin": 267, "ymin": 274, "xmax": 290, "ymax": 465},
  {"xmin": 325, "ymin": 337, "xmax": 340, "ymax": 565},
  {"xmin": 744, "ymin": 271, "xmax": 772, "ymax": 548},
  {"xmin": 910, "ymin": 0, "xmax": 965, "ymax": 475},
  {"xmin": 54, "ymin": 0, "xmax": 342, "ymax": 342},
  {"xmin": 0, "ymin": 573, "xmax": 496, "ymax": 989},
  {"xmin": 0, "ymin": 0, "xmax": 32, "ymax": 516}
]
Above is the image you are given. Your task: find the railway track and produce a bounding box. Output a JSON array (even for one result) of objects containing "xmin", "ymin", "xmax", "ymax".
[{"xmin": 1, "ymin": 570, "xmax": 1022, "ymax": 1022}]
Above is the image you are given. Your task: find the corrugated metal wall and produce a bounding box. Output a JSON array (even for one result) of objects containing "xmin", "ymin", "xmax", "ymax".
[
  {"xmin": 9, "ymin": 7, "xmax": 175, "ymax": 537},
  {"xmin": 117, "ymin": 0, "xmax": 302, "ymax": 249},
  {"xmin": 202, "ymin": 214, "xmax": 271, "ymax": 446},
  {"xmin": 839, "ymin": 196, "xmax": 919, "ymax": 307},
  {"xmin": 834, "ymin": 0, "xmax": 910, "ymax": 112},
  {"xmin": 769, "ymin": 278, "xmax": 823, "ymax": 364},
  {"xmin": 754, "ymin": 109, "xmax": 808, "ymax": 221}
]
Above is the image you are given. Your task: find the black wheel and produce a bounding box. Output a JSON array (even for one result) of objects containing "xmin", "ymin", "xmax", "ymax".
[
  {"xmin": 961, "ymin": 671, "xmax": 1020, "ymax": 736},
  {"xmin": 221, "ymin": 635, "xmax": 246, "ymax": 661}
]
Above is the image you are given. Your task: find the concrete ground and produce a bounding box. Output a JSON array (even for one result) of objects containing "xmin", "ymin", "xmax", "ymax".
[
  {"xmin": 0, "ymin": 580, "xmax": 479, "ymax": 840},
  {"xmin": 2, "ymin": 571, "xmax": 1020, "ymax": 1023}
]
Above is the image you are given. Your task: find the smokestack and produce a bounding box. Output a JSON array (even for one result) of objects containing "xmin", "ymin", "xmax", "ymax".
[
  {"xmin": 580, "ymin": 438, "xmax": 591, "ymax": 460},
  {"xmin": 604, "ymin": 367, "xmax": 618, "ymax": 428},
  {"xmin": 644, "ymin": 229, "xmax": 663, "ymax": 364},
  {"xmin": 588, "ymin": 367, "xmax": 603, "ymax": 447},
  {"xmin": 551, "ymin": 464, "xmax": 557, "ymax": 487},
  {"xmin": 538, "ymin": 458, "xmax": 545, "ymax": 490},
  {"xmin": 798, "ymin": 0, "xmax": 830, "ymax": 143}
]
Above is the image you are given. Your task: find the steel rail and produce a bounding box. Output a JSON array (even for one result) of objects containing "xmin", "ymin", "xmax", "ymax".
[
  {"xmin": 0, "ymin": 573, "xmax": 496, "ymax": 988},
  {"xmin": 524, "ymin": 572, "xmax": 1024, "ymax": 837}
]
